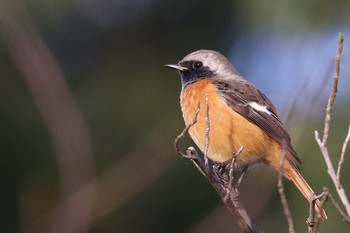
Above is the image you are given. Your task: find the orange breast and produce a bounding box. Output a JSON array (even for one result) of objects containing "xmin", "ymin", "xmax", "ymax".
[{"xmin": 180, "ymin": 79, "xmax": 277, "ymax": 166}]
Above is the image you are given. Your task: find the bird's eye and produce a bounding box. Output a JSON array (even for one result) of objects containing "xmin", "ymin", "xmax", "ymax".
[{"xmin": 193, "ymin": 61, "xmax": 203, "ymax": 69}]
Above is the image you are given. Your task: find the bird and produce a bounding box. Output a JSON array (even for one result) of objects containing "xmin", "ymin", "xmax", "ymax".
[{"xmin": 165, "ymin": 49, "xmax": 327, "ymax": 219}]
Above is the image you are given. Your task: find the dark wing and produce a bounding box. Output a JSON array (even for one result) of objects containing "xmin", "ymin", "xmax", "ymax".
[{"xmin": 213, "ymin": 79, "xmax": 301, "ymax": 164}]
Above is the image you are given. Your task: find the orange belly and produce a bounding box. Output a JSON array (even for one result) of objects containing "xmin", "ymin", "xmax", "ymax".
[{"xmin": 180, "ymin": 79, "xmax": 279, "ymax": 167}]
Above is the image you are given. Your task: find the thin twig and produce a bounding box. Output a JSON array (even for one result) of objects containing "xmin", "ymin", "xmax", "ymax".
[
  {"xmin": 174, "ymin": 102, "xmax": 201, "ymax": 158},
  {"xmin": 322, "ymin": 33, "xmax": 343, "ymax": 146},
  {"xmin": 337, "ymin": 124, "xmax": 350, "ymax": 183},
  {"xmin": 327, "ymin": 190, "xmax": 350, "ymax": 224},
  {"xmin": 204, "ymin": 94, "xmax": 210, "ymax": 169},
  {"xmin": 277, "ymin": 149, "xmax": 295, "ymax": 233},
  {"xmin": 307, "ymin": 193, "xmax": 317, "ymax": 231},
  {"xmin": 235, "ymin": 165, "xmax": 249, "ymax": 190},
  {"xmin": 186, "ymin": 147, "xmax": 211, "ymax": 178}
]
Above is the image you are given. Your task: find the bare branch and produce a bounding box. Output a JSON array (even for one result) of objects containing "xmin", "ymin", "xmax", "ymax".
[
  {"xmin": 174, "ymin": 102, "xmax": 201, "ymax": 158},
  {"xmin": 315, "ymin": 33, "xmax": 350, "ymax": 218},
  {"xmin": 322, "ymin": 33, "xmax": 344, "ymax": 146},
  {"xmin": 308, "ymin": 192, "xmax": 326, "ymax": 233},
  {"xmin": 311, "ymin": 189, "xmax": 329, "ymax": 233},
  {"xmin": 311, "ymin": 188, "xmax": 350, "ymax": 233},
  {"xmin": 327, "ymin": 190, "xmax": 350, "ymax": 224},
  {"xmin": 235, "ymin": 165, "xmax": 249, "ymax": 190},
  {"xmin": 186, "ymin": 149, "xmax": 260, "ymax": 232},
  {"xmin": 315, "ymin": 131, "xmax": 350, "ymax": 216},
  {"xmin": 277, "ymin": 149, "xmax": 295, "ymax": 233},
  {"xmin": 337, "ymin": 124, "xmax": 350, "ymax": 182},
  {"xmin": 307, "ymin": 194, "xmax": 316, "ymax": 231}
]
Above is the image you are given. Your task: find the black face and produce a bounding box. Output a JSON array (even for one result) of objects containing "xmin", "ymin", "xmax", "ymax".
[{"xmin": 178, "ymin": 60, "xmax": 214, "ymax": 89}]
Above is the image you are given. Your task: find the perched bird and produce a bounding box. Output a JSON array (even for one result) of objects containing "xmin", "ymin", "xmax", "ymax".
[{"xmin": 166, "ymin": 49, "xmax": 327, "ymax": 219}]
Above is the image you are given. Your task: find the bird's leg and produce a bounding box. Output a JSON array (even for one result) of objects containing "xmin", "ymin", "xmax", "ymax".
[
  {"xmin": 213, "ymin": 160, "xmax": 231, "ymax": 186},
  {"xmin": 212, "ymin": 147, "xmax": 245, "ymax": 190}
]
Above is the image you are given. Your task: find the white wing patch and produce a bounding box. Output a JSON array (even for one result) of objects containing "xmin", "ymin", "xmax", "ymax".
[{"xmin": 249, "ymin": 102, "xmax": 272, "ymax": 115}]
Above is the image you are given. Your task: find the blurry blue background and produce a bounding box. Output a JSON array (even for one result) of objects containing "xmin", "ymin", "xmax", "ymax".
[{"xmin": 0, "ymin": 0, "xmax": 349, "ymax": 232}]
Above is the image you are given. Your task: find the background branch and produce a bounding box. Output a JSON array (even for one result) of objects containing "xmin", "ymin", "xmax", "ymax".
[
  {"xmin": 315, "ymin": 32, "xmax": 350, "ymax": 220},
  {"xmin": 321, "ymin": 33, "xmax": 343, "ymax": 146},
  {"xmin": 277, "ymin": 149, "xmax": 295, "ymax": 233},
  {"xmin": 336, "ymin": 125, "xmax": 350, "ymax": 182},
  {"xmin": 0, "ymin": 1, "xmax": 96, "ymax": 232}
]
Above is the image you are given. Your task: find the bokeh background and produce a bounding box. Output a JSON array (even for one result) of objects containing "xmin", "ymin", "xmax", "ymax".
[{"xmin": 1, "ymin": 0, "xmax": 350, "ymax": 232}]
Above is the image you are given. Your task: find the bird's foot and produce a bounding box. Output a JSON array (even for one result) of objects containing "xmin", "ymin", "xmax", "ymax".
[
  {"xmin": 213, "ymin": 147, "xmax": 247, "ymax": 192},
  {"xmin": 213, "ymin": 161, "xmax": 230, "ymax": 186}
]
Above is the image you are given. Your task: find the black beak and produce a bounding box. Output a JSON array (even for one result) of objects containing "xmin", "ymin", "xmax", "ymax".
[{"xmin": 165, "ymin": 64, "xmax": 189, "ymax": 71}]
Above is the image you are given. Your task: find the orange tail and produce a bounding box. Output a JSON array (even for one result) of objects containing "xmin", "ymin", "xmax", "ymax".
[{"xmin": 287, "ymin": 165, "xmax": 327, "ymax": 220}]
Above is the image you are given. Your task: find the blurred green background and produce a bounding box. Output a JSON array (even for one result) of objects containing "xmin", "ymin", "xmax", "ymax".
[{"xmin": 1, "ymin": 0, "xmax": 350, "ymax": 232}]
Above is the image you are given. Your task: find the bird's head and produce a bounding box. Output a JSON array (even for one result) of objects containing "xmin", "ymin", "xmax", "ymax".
[{"xmin": 165, "ymin": 49, "xmax": 239, "ymax": 89}]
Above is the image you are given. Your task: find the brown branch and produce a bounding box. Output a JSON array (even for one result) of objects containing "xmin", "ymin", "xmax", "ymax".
[
  {"xmin": 307, "ymin": 196, "xmax": 317, "ymax": 232},
  {"xmin": 175, "ymin": 101, "xmax": 201, "ymax": 159},
  {"xmin": 337, "ymin": 124, "xmax": 350, "ymax": 183},
  {"xmin": 311, "ymin": 189, "xmax": 329, "ymax": 233},
  {"xmin": 322, "ymin": 33, "xmax": 343, "ymax": 146},
  {"xmin": 277, "ymin": 149, "xmax": 295, "ymax": 233},
  {"xmin": 308, "ymin": 192, "xmax": 325, "ymax": 232},
  {"xmin": 0, "ymin": 1, "xmax": 96, "ymax": 233},
  {"xmin": 174, "ymin": 101, "xmax": 262, "ymax": 233}
]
